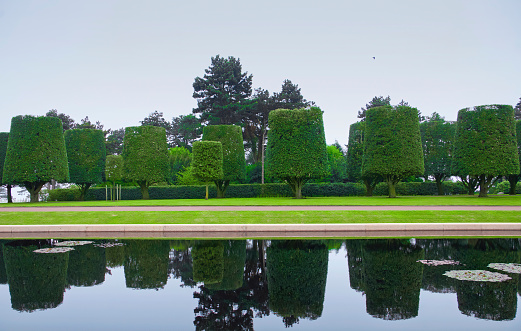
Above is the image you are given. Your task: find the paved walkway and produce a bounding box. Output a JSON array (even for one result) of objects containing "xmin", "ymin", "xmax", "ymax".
[{"xmin": 1, "ymin": 205, "xmax": 521, "ymax": 211}]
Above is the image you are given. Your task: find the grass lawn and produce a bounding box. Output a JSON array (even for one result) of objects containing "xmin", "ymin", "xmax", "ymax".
[
  {"xmin": 1, "ymin": 194, "xmax": 521, "ymax": 207},
  {"xmin": 0, "ymin": 210, "xmax": 520, "ymax": 225}
]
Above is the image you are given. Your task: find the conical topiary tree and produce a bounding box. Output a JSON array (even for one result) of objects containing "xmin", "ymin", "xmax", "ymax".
[
  {"xmin": 65, "ymin": 128, "xmax": 106, "ymax": 201},
  {"xmin": 362, "ymin": 106, "xmax": 424, "ymax": 198},
  {"xmin": 3, "ymin": 116, "xmax": 69, "ymax": 202},
  {"xmin": 123, "ymin": 126, "xmax": 169, "ymax": 199},
  {"xmin": 202, "ymin": 125, "xmax": 245, "ymax": 198},
  {"xmin": 192, "ymin": 141, "xmax": 223, "ymax": 200},
  {"xmin": 266, "ymin": 107, "xmax": 328, "ymax": 199}
]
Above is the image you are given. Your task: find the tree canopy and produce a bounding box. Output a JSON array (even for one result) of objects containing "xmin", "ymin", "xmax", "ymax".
[
  {"xmin": 64, "ymin": 129, "xmax": 106, "ymax": 200},
  {"xmin": 192, "ymin": 55, "xmax": 253, "ymax": 125},
  {"xmin": 420, "ymin": 113, "xmax": 455, "ymax": 195},
  {"xmin": 123, "ymin": 126, "xmax": 169, "ymax": 199},
  {"xmin": 358, "ymin": 96, "xmax": 391, "ymax": 120},
  {"xmin": 202, "ymin": 125, "xmax": 246, "ymax": 198},
  {"xmin": 191, "ymin": 141, "xmax": 224, "ymax": 200},
  {"xmin": 3, "ymin": 116, "xmax": 69, "ymax": 202},
  {"xmin": 266, "ymin": 107, "xmax": 328, "ymax": 198},
  {"xmin": 452, "ymin": 105, "xmax": 519, "ymax": 197},
  {"xmin": 362, "ymin": 105, "xmax": 424, "ymax": 198}
]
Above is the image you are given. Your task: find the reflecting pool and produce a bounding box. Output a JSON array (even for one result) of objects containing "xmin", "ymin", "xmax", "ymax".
[{"xmin": 0, "ymin": 238, "xmax": 520, "ymax": 330}]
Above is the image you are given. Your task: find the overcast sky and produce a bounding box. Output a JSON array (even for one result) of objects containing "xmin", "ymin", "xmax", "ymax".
[{"xmin": 1, "ymin": 0, "xmax": 520, "ymax": 145}]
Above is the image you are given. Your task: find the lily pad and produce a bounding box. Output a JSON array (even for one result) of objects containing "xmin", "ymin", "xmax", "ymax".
[
  {"xmin": 93, "ymin": 243, "xmax": 125, "ymax": 248},
  {"xmin": 443, "ymin": 270, "xmax": 511, "ymax": 282},
  {"xmin": 488, "ymin": 263, "xmax": 521, "ymax": 274},
  {"xmin": 34, "ymin": 247, "xmax": 75, "ymax": 254},
  {"xmin": 54, "ymin": 241, "xmax": 93, "ymax": 247},
  {"xmin": 417, "ymin": 259, "xmax": 461, "ymax": 266}
]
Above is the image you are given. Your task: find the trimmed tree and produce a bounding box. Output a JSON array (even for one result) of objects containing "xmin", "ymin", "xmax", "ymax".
[
  {"xmin": 202, "ymin": 125, "xmax": 245, "ymax": 198},
  {"xmin": 64, "ymin": 129, "xmax": 106, "ymax": 201},
  {"xmin": 362, "ymin": 106, "xmax": 424, "ymax": 198},
  {"xmin": 0, "ymin": 132, "xmax": 13, "ymax": 203},
  {"xmin": 506, "ymin": 120, "xmax": 521, "ymax": 195},
  {"xmin": 123, "ymin": 126, "xmax": 169, "ymax": 199},
  {"xmin": 192, "ymin": 141, "xmax": 223, "ymax": 200},
  {"xmin": 452, "ymin": 105, "xmax": 519, "ymax": 197},
  {"xmin": 346, "ymin": 121, "xmax": 380, "ymax": 196},
  {"xmin": 3, "ymin": 116, "xmax": 69, "ymax": 202},
  {"xmin": 420, "ymin": 113, "xmax": 456, "ymax": 195},
  {"xmin": 266, "ymin": 107, "xmax": 328, "ymax": 199}
]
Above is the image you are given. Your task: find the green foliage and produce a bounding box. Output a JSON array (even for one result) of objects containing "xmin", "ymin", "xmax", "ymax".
[
  {"xmin": 169, "ymin": 146, "xmax": 192, "ymax": 184},
  {"xmin": 105, "ymin": 155, "xmax": 124, "ymax": 183},
  {"xmin": 171, "ymin": 114, "xmax": 203, "ymax": 149},
  {"xmin": 362, "ymin": 240, "xmax": 424, "ymax": 320},
  {"xmin": 455, "ymin": 239, "xmax": 520, "ymax": 321},
  {"xmin": 266, "ymin": 107, "xmax": 328, "ymax": 198},
  {"xmin": 358, "ymin": 95, "xmax": 391, "ymax": 120},
  {"xmin": 362, "ymin": 106, "xmax": 424, "ymax": 197},
  {"xmin": 124, "ymin": 240, "xmax": 170, "ymax": 289},
  {"xmin": 192, "ymin": 241, "xmax": 224, "ymax": 284},
  {"xmin": 420, "ymin": 113, "xmax": 456, "ymax": 194},
  {"xmin": 3, "ymin": 242, "xmax": 69, "ymax": 312},
  {"xmin": 0, "ymin": 132, "xmax": 8, "ymax": 184},
  {"xmin": 267, "ymin": 240, "xmax": 328, "ymax": 323},
  {"xmin": 202, "ymin": 125, "xmax": 245, "ymax": 182},
  {"xmin": 175, "ymin": 166, "xmax": 203, "ymax": 186},
  {"xmin": 67, "ymin": 244, "xmax": 106, "ymax": 287},
  {"xmin": 65, "ymin": 129, "xmax": 106, "ymax": 200},
  {"xmin": 325, "ymin": 144, "xmax": 347, "ymax": 183},
  {"xmin": 105, "ymin": 241, "xmax": 125, "ymax": 268},
  {"xmin": 3, "ymin": 116, "xmax": 69, "ymax": 202},
  {"xmin": 192, "ymin": 141, "xmax": 224, "ymax": 183},
  {"xmin": 205, "ymin": 240, "xmax": 246, "ymax": 291},
  {"xmin": 193, "ymin": 55, "xmax": 253, "ymax": 125},
  {"xmin": 452, "ymin": 105, "xmax": 520, "ymax": 197},
  {"xmin": 123, "ymin": 126, "xmax": 169, "ymax": 199},
  {"xmin": 202, "ymin": 125, "xmax": 246, "ymax": 197},
  {"xmin": 105, "ymin": 128, "xmax": 124, "ymax": 155}
]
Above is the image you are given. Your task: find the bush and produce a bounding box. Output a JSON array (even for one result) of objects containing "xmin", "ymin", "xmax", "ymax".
[{"xmin": 492, "ymin": 181, "xmax": 521, "ymax": 194}]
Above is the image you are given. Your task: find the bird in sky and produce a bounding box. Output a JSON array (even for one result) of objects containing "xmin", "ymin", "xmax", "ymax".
[{"xmin": 372, "ymin": 57, "xmax": 375, "ymax": 59}]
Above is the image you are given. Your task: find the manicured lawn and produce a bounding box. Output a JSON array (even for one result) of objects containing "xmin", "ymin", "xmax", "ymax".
[
  {"xmin": 0, "ymin": 210, "xmax": 519, "ymax": 225},
  {"xmin": 1, "ymin": 195, "xmax": 521, "ymax": 207}
]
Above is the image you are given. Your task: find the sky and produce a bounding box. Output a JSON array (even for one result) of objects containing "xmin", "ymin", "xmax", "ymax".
[{"xmin": 1, "ymin": 0, "xmax": 520, "ymax": 146}]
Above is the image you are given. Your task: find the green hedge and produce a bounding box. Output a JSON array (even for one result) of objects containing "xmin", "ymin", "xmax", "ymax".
[{"xmin": 47, "ymin": 181, "xmax": 467, "ymax": 201}]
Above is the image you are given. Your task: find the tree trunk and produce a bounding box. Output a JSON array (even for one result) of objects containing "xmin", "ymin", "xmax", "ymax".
[
  {"xmin": 287, "ymin": 178, "xmax": 305, "ymax": 199},
  {"xmin": 7, "ymin": 185, "xmax": 12, "ymax": 203},
  {"xmin": 25, "ymin": 181, "xmax": 46, "ymax": 203},
  {"xmin": 215, "ymin": 180, "xmax": 230, "ymax": 198},
  {"xmin": 205, "ymin": 184, "xmax": 209, "ymax": 200},
  {"xmin": 386, "ymin": 176, "xmax": 398, "ymax": 198},
  {"xmin": 138, "ymin": 181, "xmax": 150, "ymax": 200},
  {"xmin": 478, "ymin": 175, "xmax": 494, "ymax": 198},
  {"xmin": 363, "ymin": 179, "xmax": 374, "ymax": 197},
  {"xmin": 78, "ymin": 183, "xmax": 92, "ymax": 201},
  {"xmin": 507, "ymin": 175, "xmax": 519, "ymax": 195},
  {"xmin": 434, "ymin": 175, "xmax": 444, "ymax": 195}
]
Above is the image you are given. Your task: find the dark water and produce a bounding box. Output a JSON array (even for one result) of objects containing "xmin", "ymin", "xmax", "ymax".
[{"xmin": 0, "ymin": 238, "xmax": 520, "ymax": 330}]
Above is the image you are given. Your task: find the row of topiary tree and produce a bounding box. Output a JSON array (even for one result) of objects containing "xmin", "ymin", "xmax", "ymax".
[{"xmin": 347, "ymin": 104, "xmax": 520, "ymax": 197}]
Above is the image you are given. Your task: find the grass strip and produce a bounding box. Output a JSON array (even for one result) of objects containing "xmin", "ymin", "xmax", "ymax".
[
  {"xmin": 2, "ymin": 195, "xmax": 521, "ymax": 207},
  {"xmin": 0, "ymin": 210, "xmax": 520, "ymax": 225}
]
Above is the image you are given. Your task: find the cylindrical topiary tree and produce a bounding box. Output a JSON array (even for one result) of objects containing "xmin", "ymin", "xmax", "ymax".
[
  {"xmin": 362, "ymin": 105, "xmax": 424, "ymax": 198},
  {"xmin": 0, "ymin": 132, "xmax": 13, "ymax": 203},
  {"xmin": 192, "ymin": 240, "xmax": 224, "ymax": 285},
  {"xmin": 192, "ymin": 141, "xmax": 223, "ymax": 200},
  {"xmin": 64, "ymin": 129, "xmax": 106, "ymax": 201},
  {"xmin": 123, "ymin": 240, "xmax": 170, "ymax": 290},
  {"xmin": 202, "ymin": 125, "xmax": 246, "ymax": 198},
  {"xmin": 123, "ymin": 126, "xmax": 169, "ymax": 199},
  {"xmin": 266, "ymin": 107, "xmax": 328, "ymax": 199},
  {"xmin": 452, "ymin": 105, "xmax": 519, "ymax": 197},
  {"xmin": 3, "ymin": 116, "xmax": 69, "ymax": 202},
  {"xmin": 267, "ymin": 240, "xmax": 329, "ymax": 326},
  {"xmin": 420, "ymin": 113, "xmax": 456, "ymax": 195},
  {"xmin": 205, "ymin": 240, "xmax": 246, "ymax": 291}
]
